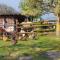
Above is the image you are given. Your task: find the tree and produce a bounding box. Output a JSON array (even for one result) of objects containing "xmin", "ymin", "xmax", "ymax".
[
  {"xmin": 20, "ymin": 0, "xmax": 43, "ymax": 17},
  {"xmin": 20, "ymin": 0, "xmax": 55, "ymax": 21},
  {"xmin": 54, "ymin": 0, "xmax": 60, "ymax": 36},
  {"xmin": 42, "ymin": 0, "xmax": 60, "ymax": 36},
  {"xmin": 20, "ymin": 0, "xmax": 60, "ymax": 36}
]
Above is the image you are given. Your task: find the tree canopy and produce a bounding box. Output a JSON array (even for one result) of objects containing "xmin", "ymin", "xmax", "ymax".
[
  {"xmin": 20, "ymin": 0, "xmax": 60, "ymax": 17},
  {"xmin": 54, "ymin": 0, "xmax": 60, "ymax": 15},
  {"xmin": 20, "ymin": 0, "xmax": 43, "ymax": 17}
]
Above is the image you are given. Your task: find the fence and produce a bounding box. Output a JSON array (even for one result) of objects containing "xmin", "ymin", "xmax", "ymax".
[
  {"xmin": 0, "ymin": 22, "xmax": 56, "ymax": 41},
  {"xmin": 15, "ymin": 22, "xmax": 56, "ymax": 40}
]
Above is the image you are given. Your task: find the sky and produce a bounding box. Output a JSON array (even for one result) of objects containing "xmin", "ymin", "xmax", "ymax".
[
  {"xmin": 41, "ymin": 13, "xmax": 57, "ymax": 20},
  {"xmin": 0, "ymin": 0, "xmax": 57, "ymax": 20},
  {"xmin": 0, "ymin": 0, "xmax": 20, "ymax": 12}
]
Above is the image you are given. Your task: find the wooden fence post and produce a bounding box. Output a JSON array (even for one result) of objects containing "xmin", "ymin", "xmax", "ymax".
[{"xmin": 3, "ymin": 32, "xmax": 7, "ymax": 41}]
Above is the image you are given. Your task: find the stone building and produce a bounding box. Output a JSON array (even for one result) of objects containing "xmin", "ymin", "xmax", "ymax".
[{"xmin": 0, "ymin": 4, "xmax": 26, "ymax": 32}]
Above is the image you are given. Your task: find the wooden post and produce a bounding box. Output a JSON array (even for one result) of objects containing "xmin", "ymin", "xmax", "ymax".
[
  {"xmin": 3, "ymin": 32, "xmax": 7, "ymax": 41},
  {"xmin": 15, "ymin": 19, "xmax": 18, "ymax": 40}
]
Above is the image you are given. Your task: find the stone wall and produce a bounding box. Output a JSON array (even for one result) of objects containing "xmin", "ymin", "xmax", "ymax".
[{"xmin": 0, "ymin": 17, "xmax": 15, "ymax": 32}]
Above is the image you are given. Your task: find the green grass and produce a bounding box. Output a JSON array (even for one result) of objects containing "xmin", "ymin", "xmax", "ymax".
[{"xmin": 0, "ymin": 35, "xmax": 60, "ymax": 60}]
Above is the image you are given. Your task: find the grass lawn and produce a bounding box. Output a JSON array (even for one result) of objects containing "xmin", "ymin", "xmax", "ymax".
[{"xmin": 0, "ymin": 35, "xmax": 60, "ymax": 60}]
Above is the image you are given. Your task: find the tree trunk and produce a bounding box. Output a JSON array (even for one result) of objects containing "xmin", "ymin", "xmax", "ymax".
[{"xmin": 56, "ymin": 14, "xmax": 60, "ymax": 36}]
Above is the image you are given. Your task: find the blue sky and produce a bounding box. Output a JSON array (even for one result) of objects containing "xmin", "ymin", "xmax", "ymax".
[
  {"xmin": 0, "ymin": 0, "xmax": 57, "ymax": 20},
  {"xmin": 41, "ymin": 13, "xmax": 57, "ymax": 20}
]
